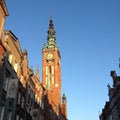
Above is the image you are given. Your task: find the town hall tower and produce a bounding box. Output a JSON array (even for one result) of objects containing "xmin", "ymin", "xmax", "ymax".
[{"xmin": 42, "ymin": 17, "xmax": 66, "ymax": 117}]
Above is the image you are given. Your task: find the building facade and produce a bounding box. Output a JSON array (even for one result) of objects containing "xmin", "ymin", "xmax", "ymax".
[
  {"xmin": 99, "ymin": 71, "xmax": 120, "ymax": 120},
  {"xmin": 0, "ymin": 0, "xmax": 68, "ymax": 120}
]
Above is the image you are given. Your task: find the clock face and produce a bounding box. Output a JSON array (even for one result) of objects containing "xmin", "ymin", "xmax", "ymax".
[{"xmin": 46, "ymin": 53, "xmax": 54, "ymax": 60}]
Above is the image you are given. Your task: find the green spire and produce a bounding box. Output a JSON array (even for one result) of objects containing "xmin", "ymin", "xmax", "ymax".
[{"xmin": 47, "ymin": 16, "xmax": 57, "ymax": 48}]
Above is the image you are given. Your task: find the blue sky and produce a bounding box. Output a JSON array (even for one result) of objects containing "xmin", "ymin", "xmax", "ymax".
[{"xmin": 5, "ymin": 0, "xmax": 120, "ymax": 120}]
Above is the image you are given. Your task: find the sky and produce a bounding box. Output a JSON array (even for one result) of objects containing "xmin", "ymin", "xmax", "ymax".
[{"xmin": 4, "ymin": 0, "xmax": 120, "ymax": 120}]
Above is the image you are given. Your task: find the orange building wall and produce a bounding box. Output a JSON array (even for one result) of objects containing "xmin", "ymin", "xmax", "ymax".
[{"xmin": 0, "ymin": 44, "xmax": 5, "ymax": 55}]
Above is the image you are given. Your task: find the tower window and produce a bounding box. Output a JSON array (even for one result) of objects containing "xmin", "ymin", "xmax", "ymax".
[
  {"xmin": 46, "ymin": 66, "xmax": 48, "ymax": 75},
  {"xmin": 52, "ymin": 76, "xmax": 54, "ymax": 84},
  {"xmin": 52, "ymin": 66, "xmax": 54, "ymax": 75}
]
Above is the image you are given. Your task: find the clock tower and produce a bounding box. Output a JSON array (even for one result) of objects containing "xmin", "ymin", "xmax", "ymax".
[{"xmin": 42, "ymin": 17, "xmax": 62, "ymax": 116}]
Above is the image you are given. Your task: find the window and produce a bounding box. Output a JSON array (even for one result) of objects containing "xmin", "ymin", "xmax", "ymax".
[
  {"xmin": 31, "ymin": 98, "xmax": 33, "ymax": 107},
  {"xmin": 52, "ymin": 76, "xmax": 54, "ymax": 84},
  {"xmin": 4, "ymin": 70, "xmax": 10, "ymax": 91},
  {"xmin": 8, "ymin": 54, "xmax": 13, "ymax": 64},
  {"xmin": 14, "ymin": 62, "xmax": 18, "ymax": 72},
  {"xmin": 38, "ymin": 86, "xmax": 40, "ymax": 91},
  {"xmin": 17, "ymin": 92, "xmax": 21, "ymax": 105},
  {"xmin": 21, "ymin": 96, "xmax": 24, "ymax": 108},
  {"xmin": 110, "ymin": 115, "xmax": 113, "ymax": 120},
  {"xmin": 35, "ymin": 94, "xmax": 37, "ymax": 102},
  {"xmin": 16, "ymin": 115, "xmax": 19, "ymax": 120},
  {"xmin": 52, "ymin": 66, "xmax": 54, "ymax": 75},
  {"xmin": 8, "ymin": 112, "xmax": 12, "ymax": 120},
  {"xmin": 0, "ymin": 106, "xmax": 5, "ymax": 120},
  {"xmin": 46, "ymin": 66, "xmax": 48, "ymax": 75},
  {"xmin": 37, "ymin": 97, "xmax": 40, "ymax": 103},
  {"xmin": 28, "ymin": 86, "xmax": 30, "ymax": 94},
  {"xmin": 39, "ymin": 100, "xmax": 42, "ymax": 108},
  {"xmin": 42, "ymin": 103, "xmax": 44, "ymax": 110},
  {"xmin": 4, "ymin": 78, "xmax": 9, "ymax": 91}
]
